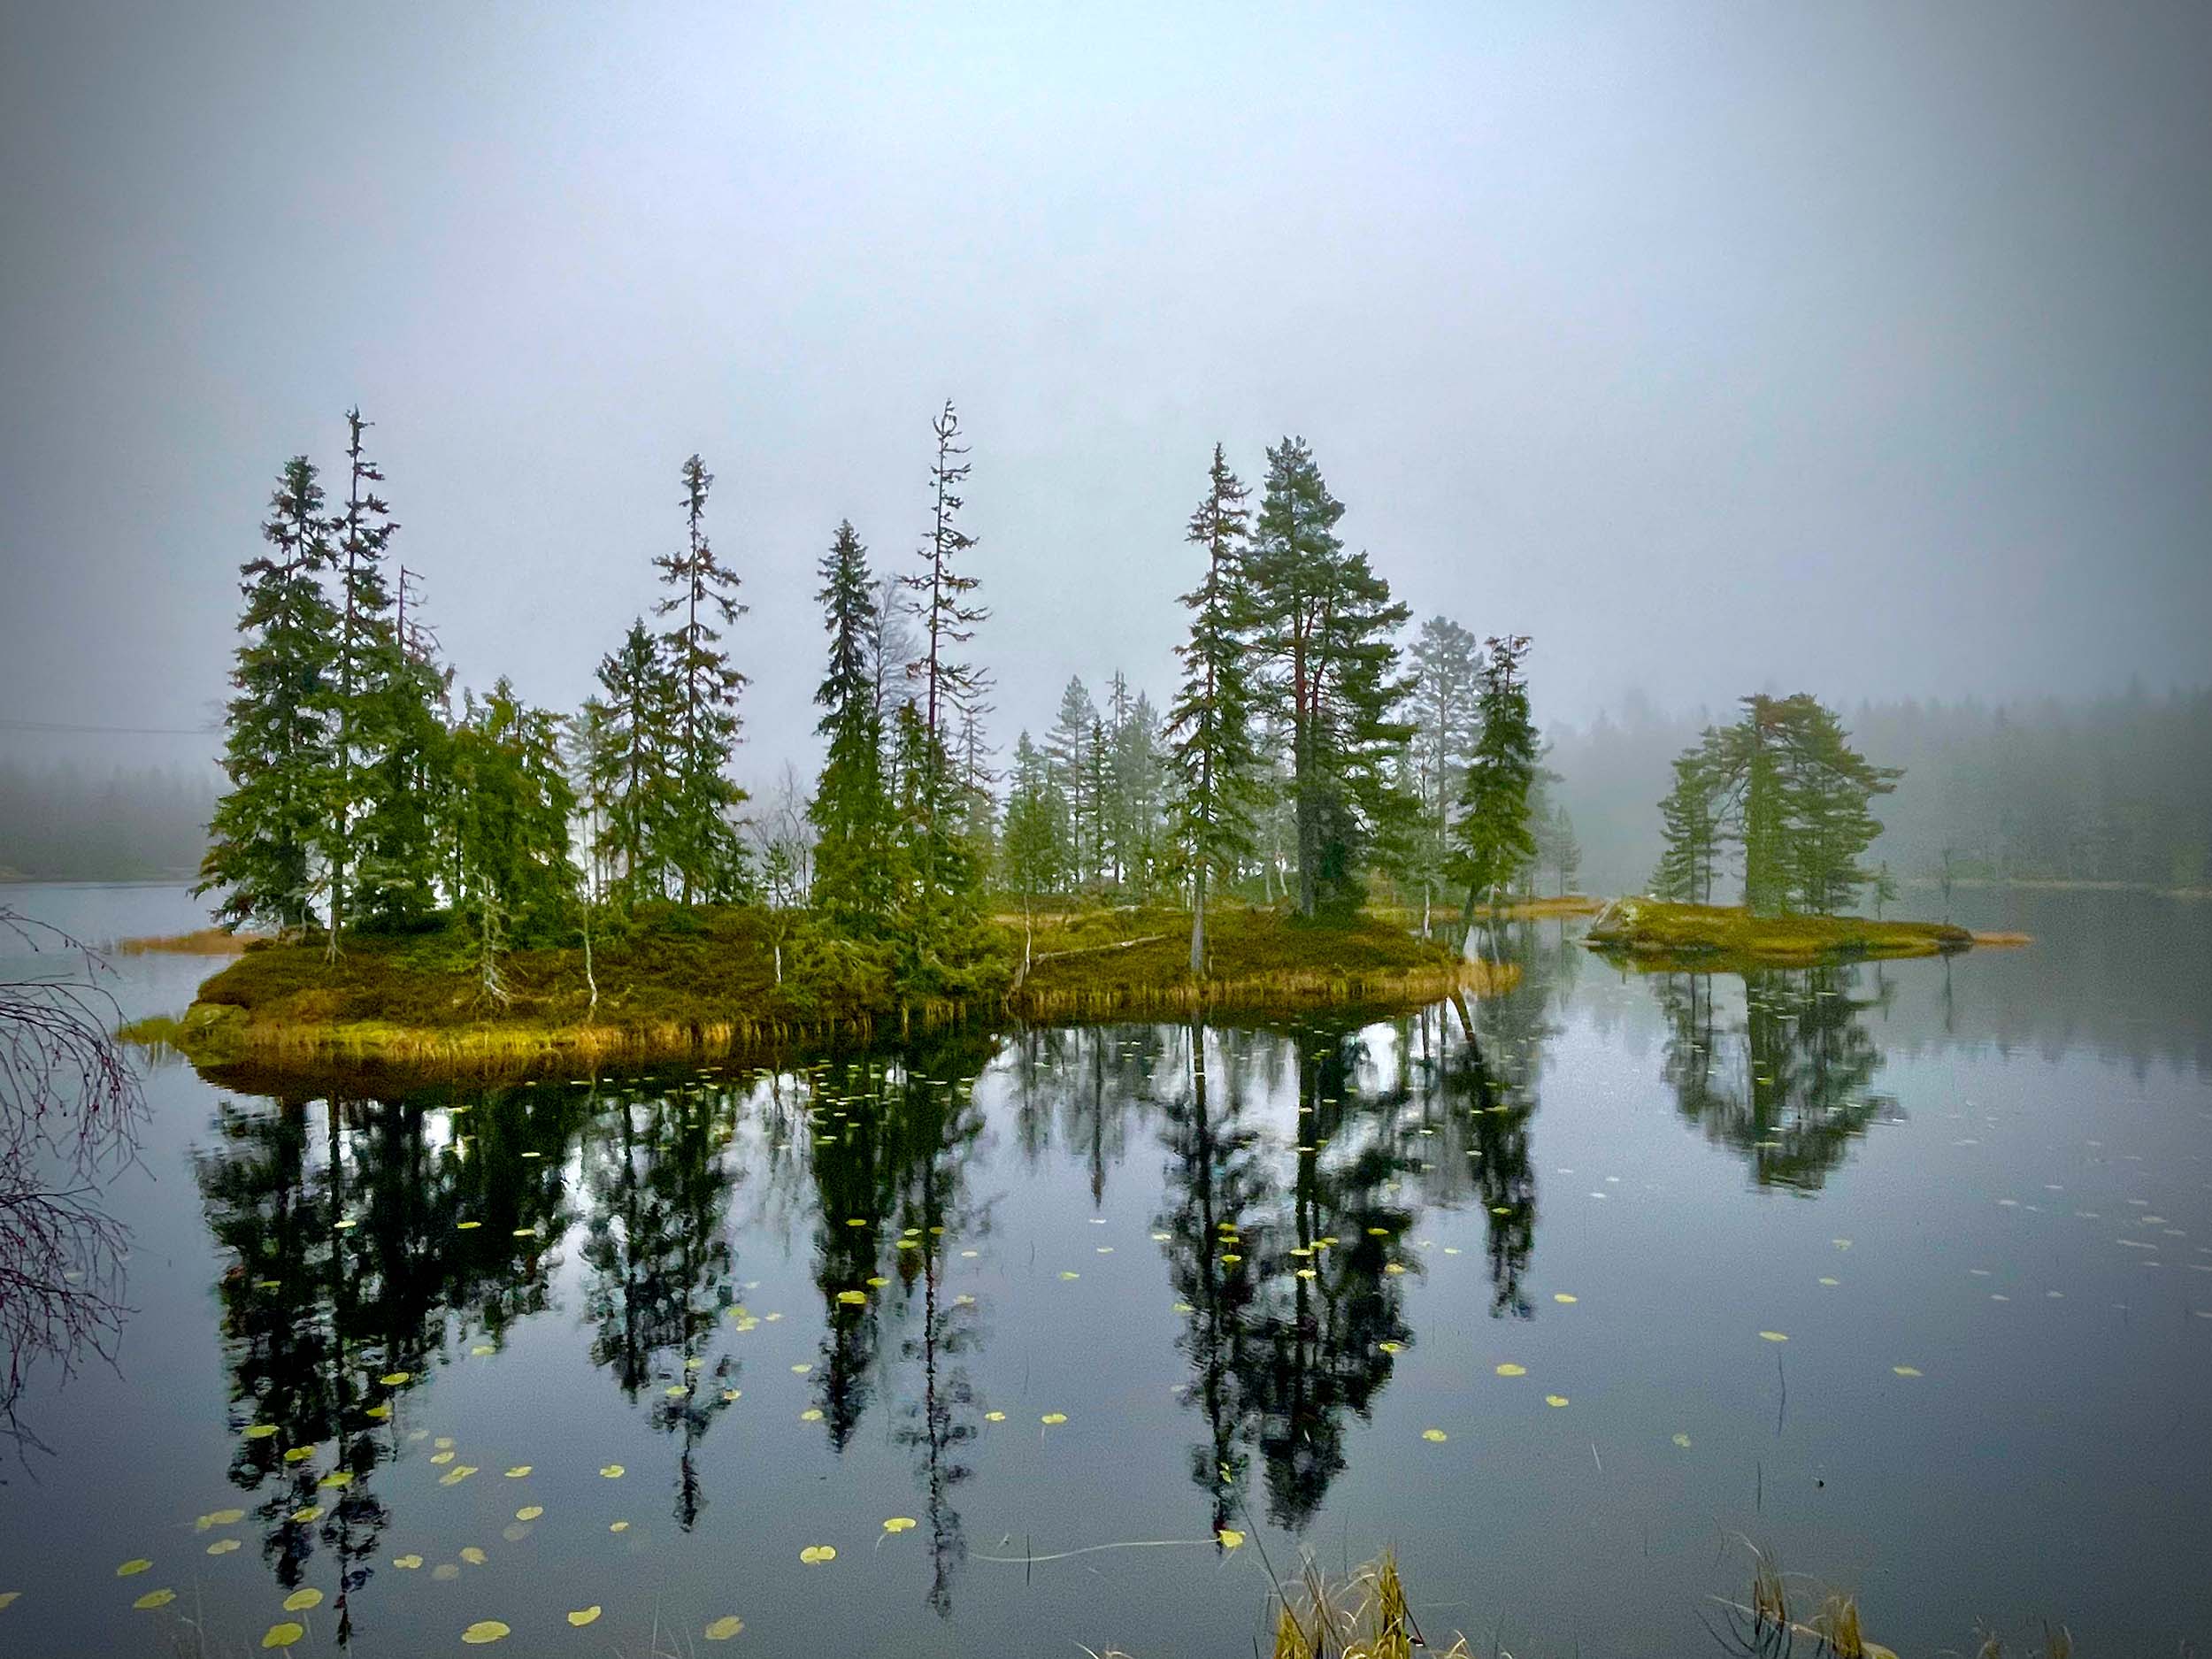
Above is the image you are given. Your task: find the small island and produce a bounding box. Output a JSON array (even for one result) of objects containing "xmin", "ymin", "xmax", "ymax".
[
  {"xmin": 134, "ymin": 903, "xmax": 1494, "ymax": 1074},
  {"xmin": 1583, "ymin": 895, "xmax": 1972, "ymax": 964}
]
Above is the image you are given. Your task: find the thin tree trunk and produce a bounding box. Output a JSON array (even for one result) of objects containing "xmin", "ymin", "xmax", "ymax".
[{"xmin": 1189, "ymin": 866, "xmax": 1206, "ymax": 977}]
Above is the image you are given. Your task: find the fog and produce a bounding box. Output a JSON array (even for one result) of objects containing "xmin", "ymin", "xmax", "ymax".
[{"xmin": 4, "ymin": 2, "xmax": 2208, "ymax": 790}]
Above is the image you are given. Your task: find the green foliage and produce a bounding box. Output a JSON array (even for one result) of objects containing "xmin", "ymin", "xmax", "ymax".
[
  {"xmin": 588, "ymin": 618, "xmax": 682, "ymax": 902},
  {"xmin": 1662, "ymin": 695, "xmax": 1901, "ymax": 916},
  {"xmin": 1447, "ymin": 634, "xmax": 1540, "ymax": 918},
  {"xmin": 198, "ymin": 455, "xmax": 341, "ymax": 933},
  {"xmin": 1045, "ymin": 676, "xmax": 1099, "ymax": 884},
  {"xmin": 999, "ymin": 732, "xmax": 1068, "ymax": 918},
  {"xmin": 809, "ymin": 518, "xmax": 902, "ymax": 934},
  {"xmin": 1243, "ymin": 437, "xmax": 1416, "ymax": 918},
  {"xmin": 1166, "ymin": 444, "xmax": 1263, "ymax": 963},
  {"xmin": 654, "ymin": 453, "xmax": 751, "ymax": 902}
]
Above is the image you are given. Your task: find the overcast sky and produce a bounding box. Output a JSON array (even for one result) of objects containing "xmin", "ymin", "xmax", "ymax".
[{"xmin": 4, "ymin": 1, "xmax": 2208, "ymax": 786}]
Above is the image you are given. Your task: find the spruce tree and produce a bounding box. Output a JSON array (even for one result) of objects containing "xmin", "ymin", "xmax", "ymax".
[
  {"xmin": 591, "ymin": 618, "xmax": 680, "ymax": 903},
  {"xmin": 199, "ymin": 456, "xmax": 340, "ymax": 933},
  {"xmin": 655, "ymin": 453, "xmax": 749, "ymax": 903},
  {"xmin": 322, "ymin": 408, "xmax": 402, "ymax": 954},
  {"xmin": 1000, "ymin": 732, "xmax": 1067, "ymax": 966},
  {"xmin": 1653, "ymin": 745, "xmax": 1721, "ymax": 902},
  {"xmin": 448, "ymin": 679, "xmax": 576, "ymax": 1002},
  {"xmin": 902, "ymin": 401, "xmax": 987, "ymax": 747},
  {"xmin": 1045, "ymin": 677, "xmax": 1098, "ymax": 885},
  {"xmin": 355, "ymin": 560, "xmax": 449, "ymax": 929},
  {"xmin": 808, "ymin": 519, "xmax": 900, "ymax": 933},
  {"xmin": 1242, "ymin": 437, "xmax": 1414, "ymax": 917},
  {"xmin": 1166, "ymin": 446, "xmax": 1260, "ymax": 972},
  {"xmin": 1448, "ymin": 635, "xmax": 1540, "ymax": 929}
]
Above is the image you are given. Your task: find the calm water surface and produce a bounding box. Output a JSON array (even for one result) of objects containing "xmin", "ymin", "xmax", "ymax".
[{"xmin": 2, "ymin": 884, "xmax": 2208, "ymax": 1656}]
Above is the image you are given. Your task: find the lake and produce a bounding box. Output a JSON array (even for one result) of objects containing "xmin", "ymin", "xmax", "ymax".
[{"xmin": 2, "ymin": 884, "xmax": 2207, "ymax": 1656}]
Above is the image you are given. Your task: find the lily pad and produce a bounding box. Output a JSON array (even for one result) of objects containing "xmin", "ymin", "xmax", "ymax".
[
  {"xmin": 262, "ymin": 1622, "xmax": 304, "ymax": 1648},
  {"xmin": 799, "ymin": 1545, "xmax": 837, "ymax": 1564},
  {"xmin": 460, "ymin": 1620, "xmax": 511, "ymax": 1644},
  {"xmin": 282, "ymin": 1589, "xmax": 322, "ymax": 1611},
  {"xmin": 567, "ymin": 1607, "xmax": 603, "ymax": 1627},
  {"xmin": 705, "ymin": 1615, "xmax": 745, "ymax": 1640}
]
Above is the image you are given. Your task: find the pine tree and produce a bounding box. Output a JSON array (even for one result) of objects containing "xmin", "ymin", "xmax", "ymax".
[
  {"xmin": 1242, "ymin": 437, "xmax": 1415, "ymax": 917},
  {"xmin": 1045, "ymin": 677, "xmax": 1098, "ymax": 886},
  {"xmin": 591, "ymin": 618, "xmax": 680, "ymax": 903},
  {"xmin": 1000, "ymin": 733, "xmax": 1067, "ymax": 966},
  {"xmin": 809, "ymin": 520, "xmax": 900, "ymax": 934},
  {"xmin": 199, "ymin": 456, "xmax": 340, "ymax": 933},
  {"xmin": 1448, "ymin": 635, "xmax": 1540, "ymax": 929},
  {"xmin": 655, "ymin": 453, "xmax": 749, "ymax": 903},
  {"xmin": 355, "ymin": 561, "xmax": 449, "ymax": 929},
  {"xmin": 1406, "ymin": 616, "xmax": 1485, "ymax": 934},
  {"xmin": 448, "ymin": 679, "xmax": 575, "ymax": 1002},
  {"xmin": 1653, "ymin": 745, "xmax": 1721, "ymax": 902},
  {"xmin": 1663, "ymin": 695, "xmax": 1901, "ymax": 914},
  {"xmin": 1166, "ymin": 445, "xmax": 1261, "ymax": 972},
  {"xmin": 1109, "ymin": 691, "xmax": 1166, "ymax": 902}
]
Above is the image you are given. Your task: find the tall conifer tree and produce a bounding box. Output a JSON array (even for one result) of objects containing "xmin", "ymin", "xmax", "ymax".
[
  {"xmin": 322, "ymin": 408, "xmax": 400, "ymax": 954},
  {"xmin": 199, "ymin": 457, "xmax": 340, "ymax": 933},
  {"xmin": 655, "ymin": 454, "xmax": 749, "ymax": 902},
  {"xmin": 1242, "ymin": 437, "xmax": 1414, "ymax": 917},
  {"xmin": 1448, "ymin": 634, "xmax": 1540, "ymax": 930},
  {"xmin": 809, "ymin": 519, "xmax": 900, "ymax": 933},
  {"xmin": 1165, "ymin": 445, "xmax": 1261, "ymax": 969}
]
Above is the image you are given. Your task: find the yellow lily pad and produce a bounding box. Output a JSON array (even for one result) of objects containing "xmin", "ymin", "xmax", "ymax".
[
  {"xmin": 134, "ymin": 1588, "xmax": 176, "ymax": 1609},
  {"xmin": 567, "ymin": 1607, "xmax": 603, "ymax": 1627},
  {"xmin": 457, "ymin": 1221, "xmax": 481, "ymax": 1231},
  {"xmin": 984, "ymin": 1410, "xmax": 1006, "ymax": 1422},
  {"xmin": 883, "ymin": 1517, "xmax": 917, "ymax": 1533},
  {"xmin": 243, "ymin": 1425, "xmax": 278, "ymax": 1440},
  {"xmin": 1217, "ymin": 1527, "xmax": 1245, "ymax": 1548},
  {"xmin": 460, "ymin": 1620, "xmax": 510, "ymax": 1644},
  {"xmin": 516, "ymin": 1506, "xmax": 542, "ymax": 1522},
  {"xmin": 800, "ymin": 1408, "xmax": 824, "ymax": 1421},
  {"xmin": 1041, "ymin": 1412, "xmax": 1068, "ymax": 1425},
  {"xmin": 199, "ymin": 1508, "xmax": 245, "ymax": 1528},
  {"xmin": 799, "ymin": 1545, "xmax": 837, "ymax": 1564},
  {"xmin": 460, "ymin": 1547, "xmax": 488, "ymax": 1565},
  {"xmin": 282, "ymin": 1589, "xmax": 322, "ymax": 1611},
  {"xmin": 1545, "ymin": 1394, "xmax": 1571, "ymax": 1408},
  {"xmin": 394, "ymin": 1554, "xmax": 423, "ymax": 1569},
  {"xmin": 379, "ymin": 1371, "xmax": 411, "ymax": 1386},
  {"xmin": 364, "ymin": 1403, "xmax": 392, "ymax": 1421},
  {"xmin": 207, "ymin": 1539, "xmax": 242, "ymax": 1555},
  {"xmin": 1421, "ymin": 1428, "xmax": 1448, "ymax": 1442},
  {"xmin": 0, "ymin": 1591, "xmax": 16, "ymax": 1610},
  {"xmin": 1553, "ymin": 1293, "xmax": 1578, "ymax": 1304},
  {"xmin": 1758, "ymin": 1331, "xmax": 1789, "ymax": 1343},
  {"xmin": 1672, "ymin": 1432, "xmax": 1693, "ymax": 1448},
  {"xmin": 262, "ymin": 1622, "xmax": 305, "ymax": 1648},
  {"xmin": 117, "ymin": 1559, "xmax": 154, "ymax": 1577},
  {"xmin": 318, "ymin": 1471, "xmax": 353, "ymax": 1489},
  {"xmin": 503, "ymin": 1466, "xmax": 531, "ymax": 1479},
  {"xmin": 704, "ymin": 1615, "xmax": 745, "ymax": 1640},
  {"xmin": 430, "ymin": 1450, "xmax": 456, "ymax": 1465},
  {"xmin": 1494, "ymin": 1363, "xmax": 1527, "ymax": 1378},
  {"xmin": 438, "ymin": 1465, "xmax": 478, "ymax": 1486},
  {"xmin": 599, "ymin": 1464, "xmax": 625, "ymax": 1479},
  {"xmin": 836, "ymin": 1290, "xmax": 867, "ymax": 1305},
  {"xmin": 609, "ymin": 1520, "xmax": 629, "ymax": 1532},
  {"xmin": 1893, "ymin": 1365, "xmax": 1924, "ymax": 1378}
]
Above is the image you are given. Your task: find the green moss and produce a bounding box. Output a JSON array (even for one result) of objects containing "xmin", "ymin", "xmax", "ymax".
[{"xmin": 1585, "ymin": 897, "xmax": 1974, "ymax": 964}]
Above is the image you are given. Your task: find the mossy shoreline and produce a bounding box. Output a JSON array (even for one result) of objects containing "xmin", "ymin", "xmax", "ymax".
[
  {"xmin": 129, "ymin": 903, "xmax": 1490, "ymax": 1079},
  {"xmin": 1583, "ymin": 896, "xmax": 1978, "ymax": 964}
]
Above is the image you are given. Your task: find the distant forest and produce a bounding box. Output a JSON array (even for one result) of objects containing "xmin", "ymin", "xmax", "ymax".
[
  {"xmin": 1550, "ymin": 686, "xmax": 2212, "ymax": 896},
  {"xmin": 5, "ymin": 691, "xmax": 2204, "ymax": 900},
  {"xmin": 0, "ymin": 760, "xmax": 218, "ymax": 882}
]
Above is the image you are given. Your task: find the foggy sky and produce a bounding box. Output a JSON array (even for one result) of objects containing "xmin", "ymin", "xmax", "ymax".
[{"xmin": 4, "ymin": 2, "xmax": 2208, "ymax": 789}]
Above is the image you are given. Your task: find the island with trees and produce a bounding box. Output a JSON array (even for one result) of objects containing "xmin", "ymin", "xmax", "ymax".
[{"xmin": 143, "ymin": 403, "xmax": 1987, "ymax": 1073}]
